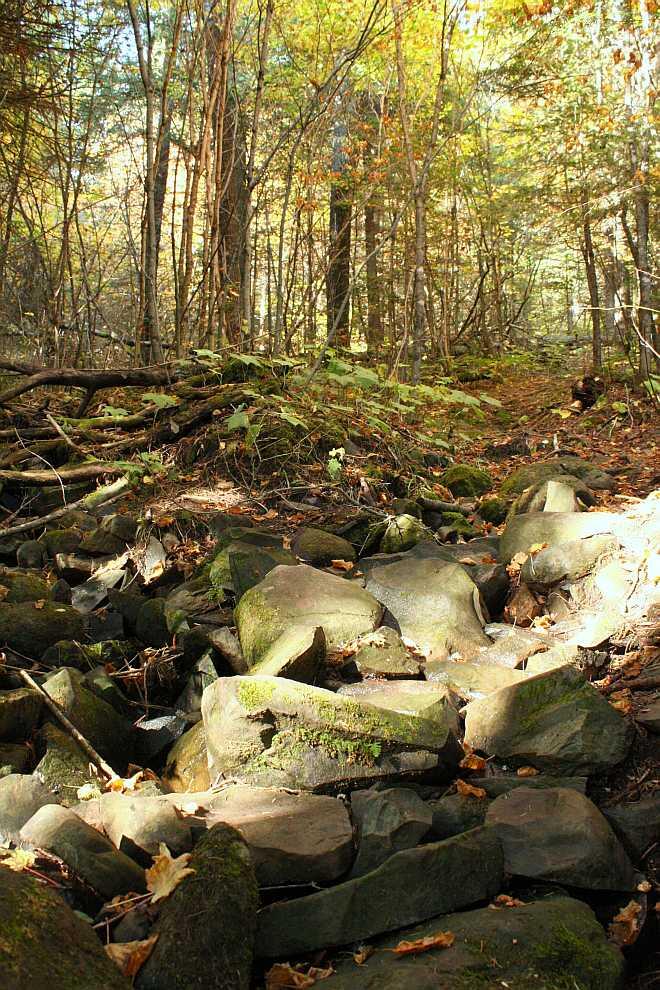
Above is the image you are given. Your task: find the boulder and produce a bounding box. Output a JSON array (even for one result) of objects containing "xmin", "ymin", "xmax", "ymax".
[
  {"xmin": 486, "ymin": 786, "xmax": 636, "ymax": 890},
  {"xmin": 0, "ymin": 773, "xmax": 58, "ymax": 841},
  {"xmin": 439, "ymin": 464, "xmax": 493, "ymax": 497},
  {"xmin": 247, "ymin": 624, "xmax": 326, "ymax": 682},
  {"xmin": 0, "ymin": 569, "xmax": 51, "ymax": 603},
  {"xmin": 135, "ymin": 598, "xmax": 171, "ymax": 648},
  {"xmin": 351, "ymin": 627, "xmax": 421, "ymax": 678},
  {"xmin": 0, "ymin": 602, "xmax": 84, "ymax": 658},
  {"xmin": 636, "ymin": 699, "xmax": 660, "ymax": 734},
  {"xmin": 365, "ymin": 559, "xmax": 489, "ymax": 660},
  {"xmin": 175, "ymin": 653, "xmax": 219, "ymax": 714},
  {"xmin": 500, "ymin": 457, "xmax": 615, "ymax": 496},
  {"xmin": 469, "ymin": 774, "xmax": 587, "ymax": 797},
  {"xmin": 478, "ymin": 496, "xmax": 507, "ymax": 524},
  {"xmin": 208, "ymin": 530, "xmax": 294, "ymax": 599},
  {"xmin": 602, "ymin": 797, "xmax": 660, "ymax": 861},
  {"xmin": 100, "ymin": 512, "xmax": 139, "ymax": 542},
  {"xmin": 464, "ymin": 666, "xmax": 632, "ymax": 775},
  {"xmin": 292, "ymin": 527, "xmax": 357, "ymax": 565},
  {"xmin": 136, "ymin": 824, "xmax": 258, "ymax": 990},
  {"xmin": 499, "ymin": 512, "xmax": 618, "ymax": 564},
  {"xmin": 320, "ymin": 896, "xmax": 624, "ymax": 990},
  {"xmin": 34, "ymin": 723, "xmax": 102, "ymax": 806},
  {"xmin": 207, "ymin": 626, "xmax": 247, "ymax": 674},
  {"xmin": 0, "ymin": 742, "xmax": 30, "ymax": 775},
  {"xmin": 99, "ymin": 793, "xmax": 192, "ymax": 864},
  {"xmin": 426, "ymin": 659, "xmax": 529, "ymax": 699},
  {"xmin": 16, "ymin": 540, "xmax": 47, "ymax": 568},
  {"xmin": 42, "ymin": 667, "xmax": 132, "ymax": 765},
  {"xmin": 520, "ymin": 534, "xmax": 618, "ymax": 587},
  {"xmin": 349, "ymin": 786, "xmax": 433, "ymax": 877},
  {"xmin": 428, "ymin": 793, "xmax": 488, "ymax": 839},
  {"xmin": 202, "ymin": 675, "xmax": 461, "ymax": 791},
  {"xmin": 380, "ymin": 514, "xmax": 429, "ymax": 553},
  {"xmin": 162, "ymin": 721, "xmax": 210, "ymax": 793},
  {"xmin": 256, "ymin": 826, "xmax": 503, "ymax": 957},
  {"xmin": 337, "ymin": 680, "xmax": 459, "ymax": 730},
  {"xmin": 0, "ymin": 867, "xmax": 130, "ymax": 990},
  {"xmin": 39, "ymin": 528, "xmax": 83, "ymax": 557},
  {"xmin": 0, "ymin": 687, "xmax": 42, "ymax": 741},
  {"xmin": 78, "ymin": 527, "xmax": 127, "ymax": 557},
  {"xmin": 478, "ymin": 623, "xmax": 549, "ymax": 668},
  {"xmin": 235, "ymin": 564, "xmax": 382, "ymax": 666},
  {"xmin": 507, "ymin": 474, "xmax": 596, "ymax": 517},
  {"xmin": 20, "ymin": 804, "xmax": 145, "ymax": 899}
]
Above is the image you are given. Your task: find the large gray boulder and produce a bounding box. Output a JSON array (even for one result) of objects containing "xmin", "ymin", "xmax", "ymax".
[
  {"xmin": 0, "ymin": 867, "xmax": 130, "ymax": 990},
  {"xmin": 499, "ymin": 512, "xmax": 618, "ymax": 564},
  {"xmin": 0, "ymin": 773, "xmax": 58, "ymax": 842},
  {"xmin": 162, "ymin": 721, "xmax": 210, "ymax": 793},
  {"xmin": 0, "ymin": 687, "xmax": 42, "ymax": 741},
  {"xmin": 256, "ymin": 826, "xmax": 503, "ymax": 957},
  {"xmin": 426, "ymin": 658, "xmax": 529, "ymax": 699},
  {"xmin": 0, "ymin": 602, "xmax": 85, "ymax": 658},
  {"xmin": 486, "ymin": 787, "xmax": 637, "ymax": 890},
  {"xmin": 520, "ymin": 534, "xmax": 618, "ymax": 587},
  {"xmin": 365, "ymin": 559, "xmax": 490, "ymax": 660},
  {"xmin": 235, "ymin": 563, "xmax": 382, "ymax": 667},
  {"xmin": 98, "ymin": 792, "xmax": 192, "ymax": 864},
  {"xmin": 349, "ymin": 786, "xmax": 433, "ymax": 877},
  {"xmin": 500, "ymin": 456, "xmax": 616, "ymax": 495},
  {"xmin": 42, "ymin": 667, "xmax": 132, "ymax": 765},
  {"xmin": 319, "ymin": 896, "xmax": 624, "ymax": 990},
  {"xmin": 201, "ymin": 675, "xmax": 461, "ymax": 791},
  {"xmin": 464, "ymin": 665, "xmax": 632, "ymax": 775}
]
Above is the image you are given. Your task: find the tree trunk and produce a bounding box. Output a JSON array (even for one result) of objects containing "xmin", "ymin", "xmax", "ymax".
[
  {"xmin": 326, "ymin": 117, "xmax": 352, "ymax": 348},
  {"xmin": 580, "ymin": 188, "xmax": 602, "ymax": 371}
]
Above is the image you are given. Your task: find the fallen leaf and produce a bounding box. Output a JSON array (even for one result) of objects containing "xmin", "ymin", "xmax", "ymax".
[
  {"xmin": 455, "ymin": 779, "xmax": 487, "ymax": 799},
  {"xmin": 390, "ymin": 931, "xmax": 455, "ymax": 956},
  {"xmin": 265, "ymin": 963, "xmax": 334, "ymax": 988},
  {"xmin": 106, "ymin": 770, "xmax": 144, "ymax": 793},
  {"xmin": 527, "ymin": 542, "xmax": 549, "ymax": 555},
  {"xmin": 608, "ymin": 900, "xmax": 642, "ymax": 946},
  {"xmin": 353, "ymin": 946, "xmax": 375, "ymax": 965},
  {"xmin": 531, "ymin": 614, "xmax": 554, "ymax": 629},
  {"xmin": 457, "ymin": 556, "xmax": 478, "ymax": 565},
  {"xmin": 330, "ymin": 559, "xmax": 354, "ymax": 571},
  {"xmin": 0, "ymin": 848, "xmax": 36, "ymax": 872},
  {"xmin": 516, "ymin": 766, "xmax": 539, "ymax": 777},
  {"xmin": 637, "ymin": 880, "xmax": 651, "ymax": 893},
  {"xmin": 480, "ymin": 554, "xmax": 498, "ymax": 564},
  {"xmin": 146, "ymin": 844, "xmax": 195, "ymax": 904},
  {"xmin": 491, "ymin": 894, "xmax": 525, "ymax": 908},
  {"xmin": 33, "ymin": 600, "xmax": 46, "ymax": 610},
  {"xmin": 76, "ymin": 782, "xmax": 101, "ymax": 801},
  {"xmin": 105, "ymin": 935, "xmax": 159, "ymax": 977},
  {"xmin": 155, "ymin": 515, "xmax": 175, "ymax": 527},
  {"xmin": 459, "ymin": 753, "xmax": 487, "ymax": 771},
  {"xmin": 253, "ymin": 508, "xmax": 278, "ymax": 521},
  {"xmin": 0, "ymin": 585, "xmax": 8, "ymax": 602},
  {"xmin": 506, "ymin": 551, "xmax": 528, "ymax": 577}
]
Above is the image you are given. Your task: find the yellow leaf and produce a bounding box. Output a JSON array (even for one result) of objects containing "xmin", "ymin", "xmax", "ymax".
[
  {"xmin": 516, "ymin": 766, "xmax": 539, "ymax": 777},
  {"xmin": 0, "ymin": 585, "xmax": 8, "ymax": 601},
  {"xmin": 146, "ymin": 844, "xmax": 195, "ymax": 904},
  {"xmin": 0, "ymin": 848, "xmax": 36, "ymax": 872},
  {"xmin": 77, "ymin": 782, "xmax": 101, "ymax": 801},
  {"xmin": 491, "ymin": 894, "xmax": 525, "ymax": 908},
  {"xmin": 353, "ymin": 946, "xmax": 375, "ymax": 965},
  {"xmin": 527, "ymin": 543, "xmax": 549, "ymax": 555},
  {"xmin": 105, "ymin": 935, "xmax": 159, "ymax": 977},
  {"xmin": 106, "ymin": 770, "xmax": 144, "ymax": 793},
  {"xmin": 455, "ymin": 779, "xmax": 487, "ymax": 799},
  {"xmin": 389, "ymin": 930, "xmax": 455, "ymax": 955}
]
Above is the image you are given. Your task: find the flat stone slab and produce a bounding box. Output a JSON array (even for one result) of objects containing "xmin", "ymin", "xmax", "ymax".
[
  {"xmin": 603, "ymin": 796, "xmax": 660, "ymax": 861},
  {"xmin": 0, "ymin": 774, "xmax": 59, "ymax": 842},
  {"xmin": 499, "ymin": 512, "xmax": 618, "ymax": 564},
  {"xmin": 351, "ymin": 628, "xmax": 421, "ymax": 678},
  {"xmin": 426, "ymin": 658, "xmax": 529, "ymax": 699},
  {"xmin": 349, "ymin": 786, "xmax": 432, "ymax": 877},
  {"xmin": 256, "ymin": 826, "xmax": 503, "ymax": 957},
  {"xmin": 338, "ymin": 680, "xmax": 459, "ymax": 727}
]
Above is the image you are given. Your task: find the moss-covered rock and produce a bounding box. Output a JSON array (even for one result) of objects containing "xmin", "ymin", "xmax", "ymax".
[
  {"xmin": 0, "ymin": 602, "xmax": 85, "ymax": 659},
  {"xmin": 0, "ymin": 569, "xmax": 51, "ymax": 604},
  {"xmin": 135, "ymin": 598, "xmax": 171, "ymax": 648},
  {"xmin": 0, "ymin": 866, "xmax": 131, "ymax": 990},
  {"xmin": 292, "ymin": 527, "xmax": 357, "ymax": 566},
  {"xmin": 380, "ymin": 514, "xmax": 429, "ymax": 553},
  {"xmin": 440, "ymin": 512, "xmax": 478, "ymax": 538},
  {"xmin": 499, "ymin": 511, "xmax": 618, "ymax": 564},
  {"xmin": 0, "ymin": 742, "xmax": 30, "ymax": 776},
  {"xmin": 35, "ymin": 723, "xmax": 103, "ymax": 806},
  {"xmin": 136, "ymin": 823, "xmax": 258, "ymax": 990},
  {"xmin": 16, "ymin": 540, "xmax": 47, "ymax": 568},
  {"xmin": 39, "ymin": 528, "xmax": 83, "ymax": 557},
  {"xmin": 501, "ymin": 457, "xmax": 615, "ymax": 497},
  {"xmin": 0, "ymin": 687, "xmax": 42, "ymax": 741},
  {"xmin": 507, "ymin": 475, "xmax": 596, "ymax": 518},
  {"xmin": 42, "ymin": 667, "xmax": 132, "ymax": 765},
  {"xmin": 162, "ymin": 721, "xmax": 210, "ymax": 793},
  {"xmin": 440, "ymin": 465, "xmax": 493, "ymax": 497},
  {"xmin": 478, "ymin": 496, "xmax": 507, "ymax": 525}
]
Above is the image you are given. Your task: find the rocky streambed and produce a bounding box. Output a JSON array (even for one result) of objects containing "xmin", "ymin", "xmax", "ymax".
[{"xmin": 0, "ymin": 457, "xmax": 658, "ymax": 989}]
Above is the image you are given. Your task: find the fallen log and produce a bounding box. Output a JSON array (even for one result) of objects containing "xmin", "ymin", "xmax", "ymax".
[
  {"xmin": 0, "ymin": 476, "xmax": 130, "ymax": 537},
  {"xmin": 0, "ymin": 360, "xmax": 184, "ymax": 407},
  {"xmin": 0, "ymin": 461, "xmax": 124, "ymax": 486}
]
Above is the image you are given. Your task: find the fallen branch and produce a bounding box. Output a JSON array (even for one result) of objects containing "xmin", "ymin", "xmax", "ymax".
[
  {"xmin": 0, "ymin": 462, "xmax": 124, "ymax": 486},
  {"xmin": 0, "ymin": 476, "xmax": 129, "ymax": 537},
  {"xmin": 0, "ymin": 361, "xmax": 183, "ymax": 407}
]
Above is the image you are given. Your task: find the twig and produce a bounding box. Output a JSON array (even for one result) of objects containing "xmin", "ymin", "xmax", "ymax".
[
  {"xmin": 19, "ymin": 669, "xmax": 117, "ymax": 781},
  {"xmin": 0, "ymin": 476, "xmax": 129, "ymax": 537},
  {"xmin": 44, "ymin": 412, "xmax": 88, "ymax": 458}
]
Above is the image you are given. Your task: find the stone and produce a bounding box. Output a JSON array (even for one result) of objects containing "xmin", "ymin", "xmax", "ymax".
[
  {"xmin": 507, "ymin": 474, "xmax": 596, "ymax": 517},
  {"xmin": 202, "ymin": 675, "xmax": 461, "ymax": 791},
  {"xmin": 175, "ymin": 653, "xmax": 219, "ymax": 713},
  {"xmin": 380, "ymin": 514, "xmax": 429, "ymax": 553},
  {"xmin": 500, "ymin": 457, "xmax": 616, "ymax": 496},
  {"xmin": 108, "ymin": 588, "xmax": 145, "ymax": 634},
  {"xmin": 469, "ymin": 774, "xmax": 587, "ymax": 797},
  {"xmin": 39, "ymin": 528, "xmax": 82, "ymax": 557},
  {"xmin": 51, "ymin": 578, "xmax": 72, "ymax": 603},
  {"xmin": 207, "ymin": 625, "xmax": 247, "ymax": 674},
  {"xmin": 464, "ymin": 666, "xmax": 632, "ymax": 775},
  {"xmin": 42, "ymin": 667, "xmax": 132, "ymax": 765},
  {"xmin": 169, "ymin": 784, "xmax": 354, "ymax": 886},
  {"xmin": 0, "ymin": 742, "xmax": 30, "ymax": 776},
  {"xmin": 486, "ymin": 786, "xmax": 636, "ymax": 890},
  {"xmin": 86, "ymin": 608, "xmax": 125, "ymax": 642},
  {"xmin": 0, "ymin": 773, "xmax": 58, "ymax": 841},
  {"xmin": 0, "ymin": 602, "xmax": 85, "ymax": 658},
  {"xmin": 635, "ymin": 699, "xmax": 660, "ymax": 734},
  {"xmin": 53, "ymin": 552, "xmax": 96, "ymax": 583},
  {"xmin": 20, "ymin": 804, "xmax": 145, "ymax": 898},
  {"xmin": 0, "ymin": 569, "xmax": 51, "ymax": 603},
  {"xmin": 100, "ymin": 512, "xmax": 139, "ymax": 542},
  {"xmin": 35, "ymin": 723, "xmax": 103, "ymax": 806},
  {"xmin": 292, "ymin": 527, "xmax": 357, "ymax": 565},
  {"xmin": 499, "ymin": 511, "xmax": 618, "ymax": 564},
  {"xmin": 349, "ymin": 786, "xmax": 432, "ymax": 877},
  {"xmin": 426, "ymin": 659, "xmax": 529, "ymax": 699},
  {"xmin": 99, "ymin": 793, "xmax": 192, "ymax": 864},
  {"xmin": 235, "ymin": 563, "xmax": 382, "ymax": 667},
  {"xmin": 365, "ymin": 559, "xmax": 489, "ymax": 661},
  {"xmin": 256, "ymin": 826, "xmax": 503, "ymax": 957},
  {"xmin": 390, "ymin": 497, "xmax": 423, "ymax": 519},
  {"xmin": 134, "ymin": 714, "xmax": 190, "ymax": 762},
  {"xmin": 162, "ymin": 721, "xmax": 210, "ymax": 792},
  {"xmin": 602, "ymin": 797, "xmax": 660, "ymax": 860},
  {"xmin": 524, "ymin": 643, "xmax": 581, "ymax": 673},
  {"xmin": 16, "ymin": 540, "xmax": 47, "ymax": 568},
  {"xmin": 0, "ymin": 687, "xmax": 42, "ymax": 741},
  {"xmin": 247, "ymin": 624, "xmax": 326, "ymax": 681},
  {"xmin": 479, "ymin": 496, "xmax": 507, "ymax": 524},
  {"xmin": 79, "ymin": 527, "xmax": 127, "ymax": 557},
  {"xmin": 136, "ymin": 824, "xmax": 258, "ymax": 990},
  {"xmin": 504, "ymin": 583, "xmax": 542, "ymax": 626},
  {"xmin": 229, "ymin": 547, "xmax": 297, "ymax": 600},
  {"xmin": 54, "ymin": 508, "xmax": 97, "ymax": 531},
  {"xmin": 352, "ymin": 627, "xmax": 421, "ymax": 678},
  {"xmin": 428, "ymin": 793, "xmax": 488, "ymax": 839},
  {"xmin": 478, "ymin": 623, "xmax": 548, "ymax": 668},
  {"xmin": 439, "ymin": 464, "xmax": 493, "ymax": 497},
  {"xmin": 0, "ymin": 867, "xmax": 131, "ymax": 990},
  {"xmin": 320, "ymin": 896, "xmax": 624, "ymax": 990},
  {"xmin": 135, "ymin": 598, "xmax": 171, "ymax": 648},
  {"xmin": 520, "ymin": 534, "xmax": 619, "ymax": 587},
  {"xmin": 438, "ymin": 511, "xmax": 477, "ymax": 539},
  {"xmin": 337, "ymin": 680, "xmax": 459, "ymax": 730}
]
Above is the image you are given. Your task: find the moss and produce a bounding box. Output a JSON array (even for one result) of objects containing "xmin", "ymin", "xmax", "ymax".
[
  {"xmin": 478, "ymin": 496, "xmax": 507, "ymax": 525},
  {"xmin": 234, "ymin": 589, "xmax": 283, "ymax": 664},
  {"xmin": 441, "ymin": 512, "xmax": 477, "ymax": 536},
  {"xmin": 236, "ymin": 679, "xmax": 277, "ymax": 710},
  {"xmin": 0, "ymin": 570, "xmax": 51, "ymax": 604},
  {"xmin": 531, "ymin": 924, "xmax": 623, "ymax": 988},
  {"xmin": 440, "ymin": 464, "xmax": 493, "ymax": 497}
]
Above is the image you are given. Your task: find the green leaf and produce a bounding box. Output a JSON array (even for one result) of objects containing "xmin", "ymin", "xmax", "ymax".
[
  {"xmin": 327, "ymin": 457, "xmax": 342, "ymax": 481},
  {"xmin": 100, "ymin": 405, "xmax": 129, "ymax": 417},
  {"xmin": 610, "ymin": 401, "xmax": 627, "ymax": 414},
  {"xmin": 142, "ymin": 392, "xmax": 179, "ymax": 409},
  {"xmin": 193, "ymin": 348, "xmax": 221, "ymax": 360},
  {"xmin": 234, "ymin": 353, "xmax": 266, "ymax": 368},
  {"xmin": 227, "ymin": 405, "xmax": 250, "ymax": 430},
  {"xmin": 478, "ymin": 393, "xmax": 502, "ymax": 407},
  {"xmin": 278, "ymin": 409, "xmax": 308, "ymax": 429}
]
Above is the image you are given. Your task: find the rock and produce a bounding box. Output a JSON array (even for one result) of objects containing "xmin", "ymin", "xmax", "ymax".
[
  {"xmin": 486, "ymin": 786, "xmax": 636, "ymax": 890},
  {"xmin": 16, "ymin": 540, "xmax": 47, "ymax": 568},
  {"xmin": 524, "ymin": 643, "xmax": 581, "ymax": 673},
  {"xmin": 500, "ymin": 512, "xmax": 618, "ymax": 564},
  {"xmin": 54, "ymin": 508, "xmax": 97, "ymax": 531},
  {"xmin": 256, "ymin": 826, "xmax": 503, "ymax": 957},
  {"xmin": 464, "ymin": 666, "xmax": 632, "ymax": 775},
  {"xmin": 35, "ymin": 723, "xmax": 103, "ymax": 805},
  {"xmin": 134, "ymin": 714, "xmax": 190, "ymax": 763},
  {"xmin": 170, "ymin": 784, "xmax": 354, "ymax": 886},
  {"xmin": 21, "ymin": 804, "xmax": 145, "ymax": 898},
  {"xmin": 426, "ymin": 659, "xmax": 529, "ymax": 699},
  {"xmin": 520, "ymin": 534, "xmax": 618, "ymax": 587},
  {"xmin": 0, "ymin": 773, "xmax": 58, "ymax": 841},
  {"xmin": 247, "ymin": 624, "xmax": 326, "ymax": 681},
  {"xmin": 99, "ymin": 793, "xmax": 192, "ymax": 864},
  {"xmin": 202, "ymin": 675, "xmax": 461, "ymax": 791},
  {"xmin": 100, "ymin": 512, "xmax": 138, "ymax": 542},
  {"xmin": 365, "ymin": 559, "xmax": 489, "ymax": 660},
  {"xmin": 207, "ymin": 626, "xmax": 247, "ymax": 674},
  {"xmin": 0, "ymin": 742, "xmax": 30, "ymax": 775},
  {"xmin": 51, "ymin": 578, "xmax": 72, "ymax": 603},
  {"xmin": 78, "ymin": 527, "xmax": 127, "ymax": 557},
  {"xmin": 135, "ymin": 598, "xmax": 171, "ymax": 648},
  {"xmin": 86, "ymin": 608, "xmax": 125, "ymax": 642},
  {"xmin": 349, "ymin": 786, "xmax": 432, "ymax": 877},
  {"xmin": 235, "ymin": 563, "xmax": 382, "ymax": 667},
  {"xmin": 337, "ymin": 680, "xmax": 459, "ymax": 729},
  {"xmin": 428, "ymin": 793, "xmax": 488, "ymax": 839},
  {"xmin": 136, "ymin": 824, "xmax": 258, "ymax": 990},
  {"xmin": 479, "ymin": 496, "xmax": 507, "ymax": 524},
  {"xmin": 469, "ymin": 774, "xmax": 587, "ymax": 797},
  {"xmin": 507, "ymin": 474, "xmax": 596, "ymax": 517},
  {"xmin": 175, "ymin": 653, "xmax": 219, "ymax": 713},
  {"xmin": 320, "ymin": 896, "xmax": 624, "ymax": 990},
  {"xmin": 500, "ymin": 457, "xmax": 616, "ymax": 495},
  {"xmin": 53, "ymin": 552, "xmax": 96, "ymax": 583},
  {"xmin": 479, "ymin": 622, "xmax": 548, "ymax": 668},
  {"xmin": 0, "ymin": 569, "xmax": 51, "ymax": 603},
  {"xmin": 162, "ymin": 721, "xmax": 210, "ymax": 793},
  {"xmin": 108, "ymin": 588, "xmax": 145, "ymax": 633},
  {"xmin": 380, "ymin": 514, "xmax": 429, "ymax": 553},
  {"xmin": 42, "ymin": 667, "xmax": 132, "ymax": 765},
  {"xmin": 504, "ymin": 583, "xmax": 542, "ymax": 626},
  {"xmin": 84, "ymin": 664, "xmax": 135, "ymax": 715},
  {"xmin": 636, "ymin": 699, "xmax": 660, "ymax": 733},
  {"xmin": 0, "ymin": 866, "xmax": 131, "ymax": 990},
  {"xmin": 292, "ymin": 527, "xmax": 357, "ymax": 565},
  {"xmin": 439, "ymin": 464, "xmax": 493, "ymax": 497},
  {"xmin": 0, "ymin": 687, "xmax": 42, "ymax": 741},
  {"xmin": 602, "ymin": 797, "xmax": 660, "ymax": 860},
  {"xmin": 39, "ymin": 528, "xmax": 83, "ymax": 557},
  {"xmin": 0, "ymin": 602, "xmax": 85, "ymax": 658},
  {"xmin": 352, "ymin": 628, "xmax": 421, "ymax": 678},
  {"xmin": 208, "ymin": 531, "xmax": 294, "ymax": 599},
  {"xmin": 438, "ymin": 511, "xmax": 477, "ymax": 539}
]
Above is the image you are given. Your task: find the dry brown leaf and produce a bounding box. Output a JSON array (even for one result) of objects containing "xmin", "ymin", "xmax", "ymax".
[
  {"xmin": 457, "ymin": 556, "xmax": 478, "ymax": 565},
  {"xmin": 0, "ymin": 585, "xmax": 8, "ymax": 602},
  {"xmin": 516, "ymin": 766, "xmax": 539, "ymax": 778},
  {"xmin": 33, "ymin": 600, "xmax": 46, "ymax": 610},
  {"xmin": 330, "ymin": 559, "xmax": 354, "ymax": 571},
  {"xmin": 106, "ymin": 770, "xmax": 144, "ymax": 793},
  {"xmin": 527, "ymin": 542, "xmax": 549, "ymax": 555},
  {"xmin": 146, "ymin": 844, "xmax": 195, "ymax": 904},
  {"xmin": 105, "ymin": 935, "xmax": 159, "ymax": 977},
  {"xmin": 637, "ymin": 880, "xmax": 651, "ymax": 893},
  {"xmin": 480, "ymin": 554, "xmax": 498, "ymax": 564},
  {"xmin": 608, "ymin": 900, "xmax": 642, "ymax": 946},
  {"xmin": 531, "ymin": 614, "xmax": 554, "ymax": 629},
  {"xmin": 491, "ymin": 894, "xmax": 525, "ymax": 908},
  {"xmin": 506, "ymin": 551, "xmax": 529, "ymax": 577},
  {"xmin": 390, "ymin": 931, "xmax": 455, "ymax": 956},
  {"xmin": 609, "ymin": 689, "xmax": 633, "ymax": 714},
  {"xmin": 155, "ymin": 515, "xmax": 175, "ymax": 527},
  {"xmin": 253, "ymin": 509, "xmax": 278, "ymax": 521},
  {"xmin": 265, "ymin": 963, "xmax": 333, "ymax": 988},
  {"xmin": 353, "ymin": 945, "xmax": 375, "ymax": 966},
  {"xmin": 459, "ymin": 753, "xmax": 487, "ymax": 772},
  {"xmin": 455, "ymin": 779, "xmax": 487, "ymax": 799}
]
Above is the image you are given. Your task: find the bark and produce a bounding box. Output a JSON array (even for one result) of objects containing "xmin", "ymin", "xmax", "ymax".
[
  {"xmin": 580, "ymin": 188, "xmax": 602, "ymax": 371},
  {"xmin": 326, "ymin": 117, "xmax": 353, "ymax": 348}
]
